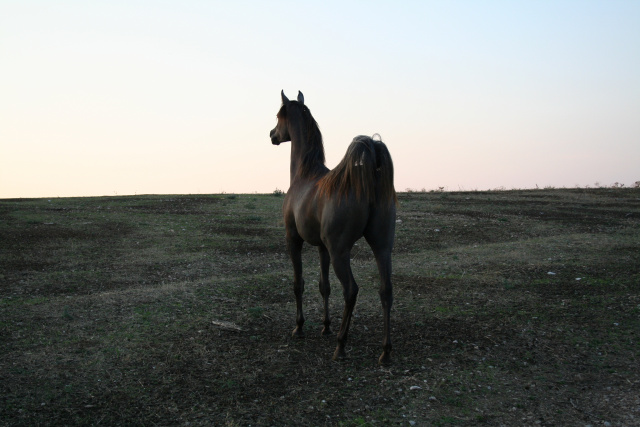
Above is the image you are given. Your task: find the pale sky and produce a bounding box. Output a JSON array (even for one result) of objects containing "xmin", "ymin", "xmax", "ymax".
[{"xmin": 2, "ymin": 1, "xmax": 639, "ymax": 198}]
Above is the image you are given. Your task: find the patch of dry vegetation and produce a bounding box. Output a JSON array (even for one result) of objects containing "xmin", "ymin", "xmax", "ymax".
[{"xmin": 1, "ymin": 189, "xmax": 639, "ymax": 425}]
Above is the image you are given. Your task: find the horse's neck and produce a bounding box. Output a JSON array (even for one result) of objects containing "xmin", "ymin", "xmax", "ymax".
[
  {"xmin": 287, "ymin": 118, "xmax": 326, "ymax": 185},
  {"xmin": 289, "ymin": 128, "xmax": 308, "ymax": 184},
  {"xmin": 289, "ymin": 150, "xmax": 300, "ymax": 184}
]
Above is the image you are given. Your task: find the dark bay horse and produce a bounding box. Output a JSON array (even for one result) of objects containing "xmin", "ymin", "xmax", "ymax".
[{"xmin": 270, "ymin": 90, "xmax": 397, "ymax": 364}]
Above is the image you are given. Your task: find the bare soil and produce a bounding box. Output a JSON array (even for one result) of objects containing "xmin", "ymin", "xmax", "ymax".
[{"xmin": 1, "ymin": 189, "xmax": 639, "ymax": 426}]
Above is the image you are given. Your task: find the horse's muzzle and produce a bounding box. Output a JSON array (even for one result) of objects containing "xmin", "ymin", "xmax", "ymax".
[{"xmin": 270, "ymin": 129, "xmax": 281, "ymax": 145}]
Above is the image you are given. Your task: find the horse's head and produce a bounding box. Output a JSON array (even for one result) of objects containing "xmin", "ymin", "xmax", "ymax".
[{"xmin": 270, "ymin": 90, "xmax": 304, "ymax": 145}]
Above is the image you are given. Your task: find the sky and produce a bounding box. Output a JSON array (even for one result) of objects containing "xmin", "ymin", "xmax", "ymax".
[{"xmin": 1, "ymin": 1, "xmax": 639, "ymax": 198}]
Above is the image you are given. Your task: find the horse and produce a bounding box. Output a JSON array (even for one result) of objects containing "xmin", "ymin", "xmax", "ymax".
[{"xmin": 269, "ymin": 90, "xmax": 397, "ymax": 364}]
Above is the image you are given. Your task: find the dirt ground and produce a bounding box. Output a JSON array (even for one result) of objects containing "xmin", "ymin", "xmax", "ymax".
[{"xmin": 1, "ymin": 188, "xmax": 639, "ymax": 425}]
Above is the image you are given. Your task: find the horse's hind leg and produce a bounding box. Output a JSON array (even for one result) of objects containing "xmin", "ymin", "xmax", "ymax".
[
  {"xmin": 318, "ymin": 245, "xmax": 332, "ymax": 335},
  {"xmin": 373, "ymin": 249, "xmax": 393, "ymax": 365},
  {"xmin": 364, "ymin": 208, "xmax": 396, "ymax": 365},
  {"xmin": 288, "ymin": 234, "xmax": 305, "ymax": 337},
  {"xmin": 330, "ymin": 252, "xmax": 359, "ymax": 360}
]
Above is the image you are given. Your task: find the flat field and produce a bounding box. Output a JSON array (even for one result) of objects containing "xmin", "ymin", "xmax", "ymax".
[{"xmin": 1, "ymin": 188, "xmax": 639, "ymax": 426}]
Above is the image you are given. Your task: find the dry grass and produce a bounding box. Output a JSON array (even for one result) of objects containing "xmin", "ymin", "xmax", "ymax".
[{"xmin": 1, "ymin": 189, "xmax": 639, "ymax": 425}]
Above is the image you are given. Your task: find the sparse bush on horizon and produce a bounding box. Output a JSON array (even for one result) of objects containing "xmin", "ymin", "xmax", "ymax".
[{"xmin": 402, "ymin": 181, "xmax": 640, "ymax": 193}]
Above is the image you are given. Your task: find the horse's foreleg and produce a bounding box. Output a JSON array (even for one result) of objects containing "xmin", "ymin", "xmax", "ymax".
[
  {"xmin": 318, "ymin": 245, "xmax": 332, "ymax": 335},
  {"xmin": 375, "ymin": 250, "xmax": 393, "ymax": 365},
  {"xmin": 331, "ymin": 253, "xmax": 358, "ymax": 360},
  {"xmin": 288, "ymin": 235, "xmax": 305, "ymax": 338}
]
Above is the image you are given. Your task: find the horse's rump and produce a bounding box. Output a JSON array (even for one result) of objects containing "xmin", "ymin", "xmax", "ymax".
[{"xmin": 318, "ymin": 135, "xmax": 397, "ymax": 205}]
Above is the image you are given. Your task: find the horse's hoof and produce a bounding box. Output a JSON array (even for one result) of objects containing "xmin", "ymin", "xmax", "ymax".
[
  {"xmin": 291, "ymin": 327, "xmax": 305, "ymax": 338},
  {"xmin": 378, "ymin": 352, "xmax": 392, "ymax": 365},
  {"xmin": 321, "ymin": 326, "xmax": 332, "ymax": 336},
  {"xmin": 332, "ymin": 346, "xmax": 347, "ymax": 361}
]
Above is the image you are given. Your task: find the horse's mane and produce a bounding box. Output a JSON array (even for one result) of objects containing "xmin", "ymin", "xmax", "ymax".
[{"xmin": 279, "ymin": 102, "xmax": 326, "ymax": 178}]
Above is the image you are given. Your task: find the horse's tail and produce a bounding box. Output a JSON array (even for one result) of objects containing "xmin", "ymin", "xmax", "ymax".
[{"xmin": 318, "ymin": 134, "xmax": 397, "ymax": 205}]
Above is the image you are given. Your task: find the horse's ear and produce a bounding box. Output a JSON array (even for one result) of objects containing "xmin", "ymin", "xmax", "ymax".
[
  {"xmin": 297, "ymin": 91, "xmax": 304, "ymax": 104},
  {"xmin": 281, "ymin": 90, "xmax": 289, "ymax": 105}
]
